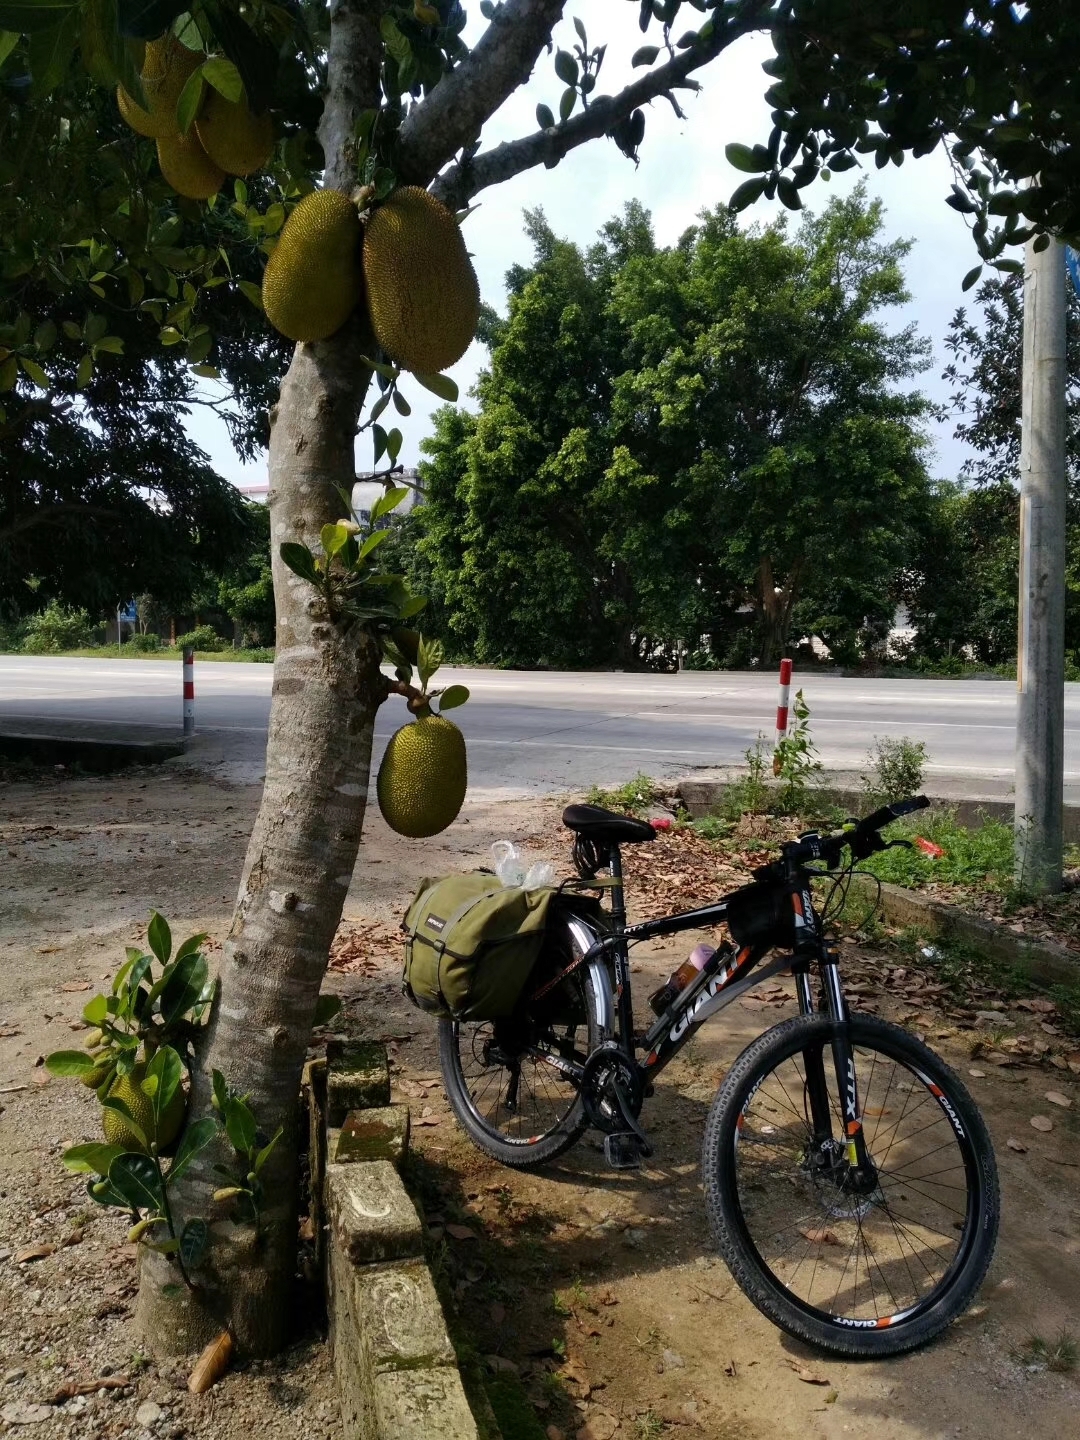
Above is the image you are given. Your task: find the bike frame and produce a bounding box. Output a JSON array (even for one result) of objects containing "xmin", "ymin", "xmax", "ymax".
[{"xmin": 553, "ymin": 840, "xmax": 875, "ymax": 1173}]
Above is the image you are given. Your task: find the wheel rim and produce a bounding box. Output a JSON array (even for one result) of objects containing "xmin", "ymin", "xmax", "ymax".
[
  {"xmin": 451, "ymin": 1015, "xmax": 587, "ymax": 1147},
  {"xmin": 726, "ymin": 1032, "xmax": 982, "ymax": 1330}
]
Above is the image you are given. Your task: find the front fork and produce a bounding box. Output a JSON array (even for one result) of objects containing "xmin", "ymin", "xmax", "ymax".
[{"xmin": 793, "ymin": 898, "xmax": 877, "ymax": 1189}]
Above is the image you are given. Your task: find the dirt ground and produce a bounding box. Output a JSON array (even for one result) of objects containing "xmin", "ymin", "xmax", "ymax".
[{"xmin": 2, "ymin": 764, "xmax": 1079, "ymax": 1440}]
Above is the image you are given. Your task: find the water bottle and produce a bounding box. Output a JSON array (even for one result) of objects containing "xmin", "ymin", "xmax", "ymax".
[{"xmin": 648, "ymin": 942, "xmax": 716, "ymax": 1015}]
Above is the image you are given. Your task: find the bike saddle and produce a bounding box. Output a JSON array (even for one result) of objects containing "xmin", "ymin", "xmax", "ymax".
[{"xmin": 561, "ymin": 803, "xmax": 657, "ymax": 845}]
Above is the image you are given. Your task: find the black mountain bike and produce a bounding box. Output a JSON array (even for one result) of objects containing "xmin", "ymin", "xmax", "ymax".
[{"xmin": 438, "ymin": 795, "xmax": 999, "ymax": 1357}]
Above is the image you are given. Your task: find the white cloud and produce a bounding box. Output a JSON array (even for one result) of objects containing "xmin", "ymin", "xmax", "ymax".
[{"xmin": 185, "ymin": 6, "xmax": 982, "ymax": 487}]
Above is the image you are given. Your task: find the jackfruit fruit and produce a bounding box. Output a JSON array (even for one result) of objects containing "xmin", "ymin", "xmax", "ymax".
[
  {"xmin": 196, "ymin": 88, "xmax": 274, "ymax": 177},
  {"xmin": 362, "ymin": 186, "xmax": 480, "ymax": 374},
  {"xmin": 157, "ymin": 129, "xmax": 226, "ymax": 200},
  {"xmin": 102, "ymin": 1064, "xmax": 186, "ymax": 1153},
  {"xmin": 262, "ymin": 190, "xmax": 364, "ymax": 343},
  {"xmin": 117, "ymin": 34, "xmax": 205, "ymax": 140},
  {"xmin": 377, "ymin": 713, "xmax": 467, "ymax": 838},
  {"xmin": 82, "ymin": 1058, "xmax": 114, "ymax": 1090}
]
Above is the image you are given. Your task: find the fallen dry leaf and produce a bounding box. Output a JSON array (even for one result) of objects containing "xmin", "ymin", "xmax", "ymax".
[
  {"xmin": 788, "ymin": 1359, "xmax": 830, "ymax": 1385},
  {"xmin": 1006, "ymin": 1138, "xmax": 1028, "ymax": 1153},
  {"xmin": 798, "ymin": 1226, "xmax": 840, "ymax": 1245},
  {"xmin": 485, "ymin": 1355, "xmax": 519, "ymax": 1374},
  {"xmin": 60, "ymin": 982, "xmax": 91, "ymax": 992},
  {"xmin": 598, "ymin": 1288, "xmax": 618, "ymax": 1306},
  {"xmin": 16, "ymin": 1243, "xmax": 56, "ymax": 1263},
  {"xmin": 48, "ymin": 1376, "xmax": 128, "ymax": 1404},
  {"xmin": 547, "ymin": 1429, "xmax": 567, "ymax": 1440},
  {"xmin": 1030, "ymin": 1115, "xmax": 1054, "ymax": 1132},
  {"xmin": 1045, "ymin": 1091, "xmax": 1073, "ymax": 1109},
  {"xmin": 576, "ymin": 1412, "xmax": 617, "ymax": 1440},
  {"xmin": 445, "ymin": 1223, "xmax": 478, "ymax": 1241},
  {"xmin": 188, "ymin": 1329, "xmax": 233, "ymax": 1394}
]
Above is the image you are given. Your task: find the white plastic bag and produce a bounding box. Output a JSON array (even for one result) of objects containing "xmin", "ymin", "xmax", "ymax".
[{"xmin": 490, "ymin": 841, "xmax": 556, "ymax": 890}]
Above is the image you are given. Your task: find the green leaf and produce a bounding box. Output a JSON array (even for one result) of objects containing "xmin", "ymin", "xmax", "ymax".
[
  {"xmin": 0, "ymin": 1, "xmax": 77, "ymax": 33},
  {"xmin": 279, "ymin": 541, "xmax": 321, "ymax": 585},
  {"xmin": 373, "ymin": 423, "xmax": 387, "ymax": 465},
  {"xmin": 391, "ymin": 388, "xmax": 411, "ymax": 417},
  {"xmin": 776, "ymin": 176, "xmax": 803, "ymax": 211},
  {"xmin": 726, "ymin": 142, "xmax": 770, "ymax": 174},
  {"xmin": 631, "ymin": 45, "xmax": 659, "ymax": 66},
  {"xmin": 45, "ymin": 1049, "xmax": 95, "ymax": 1077},
  {"xmin": 961, "ymin": 264, "xmax": 983, "ymax": 292},
  {"xmin": 19, "ymin": 355, "xmax": 49, "ymax": 388},
  {"xmin": 238, "ymin": 279, "xmax": 263, "ymax": 310},
  {"xmin": 62, "ymin": 1142, "xmax": 125, "ymax": 1176},
  {"xmin": 212, "ymin": 1069, "xmax": 228, "ymax": 1113},
  {"xmin": 200, "ymin": 54, "xmax": 242, "ymax": 101},
  {"xmin": 224, "ymin": 1097, "xmax": 257, "ymax": 1155},
  {"xmin": 175, "ymin": 932, "xmax": 208, "ymax": 962},
  {"xmin": 360, "ymin": 354, "xmax": 399, "ymax": 381},
  {"xmin": 169, "ymin": 1116, "xmax": 218, "ymax": 1185},
  {"xmin": 0, "ymin": 355, "xmax": 17, "ymax": 392},
  {"xmin": 253, "ymin": 1125, "xmax": 282, "ymax": 1174},
  {"xmin": 159, "ymin": 951, "xmax": 208, "ymax": 1027},
  {"xmin": 108, "ymin": 1152, "xmax": 162, "ymax": 1211},
  {"xmin": 147, "ymin": 911, "xmax": 172, "ymax": 966},
  {"xmin": 145, "ymin": 1044, "xmax": 183, "ymax": 1122},
  {"xmin": 437, "ymin": 684, "xmax": 469, "ymax": 712},
  {"xmin": 413, "ymin": 371, "xmax": 459, "ymax": 401},
  {"xmin": 559, "ymin": 86, "xmax": 576, "ymax": 122},
  {"xmin": 417, "ymin": 635, "xmax": 443, "ymax": 690},
  {"xmin": 87, "ymin": 1174, "xmax": 133, "ymax": 1208},
  {"xmin": 175, "ymin": 66, "xmax": 204, "ymax": 134},
  {"xmin": 80, "ymin": 0, "xmax": 124, "ymax": 86},
  {"xmin": 76, "ymin": 354, "xmax": 94, "ymax": 388},
  {"xmin": 179, "ymin": 1217, "xmax": 209, "ymax": 1268},
  {"xmin": 536, "ymin": 102, "xmax": 555, "ymax": 129},
  {"xmin": 27, "ymin": 6, "xmax": 78, "ymax": 97},
  {"xmin": 33, "ymin": 319, "xmax": 56, "ymax": 351},
  {"xmin": 83, "ymin": 994, "xmax": 108, "ymax": 1026},
  {"xmin": 386, "ymin": 427, "xmax": 402, "ymax": 464},
  {"xmin": 372, "ymin": 485, "xmax": 408, "ymax": 521},
  {"xmin": 729, "ymin": 176, "xmax": 767, "ymax": 210},
  {"xmin": 0, "ymin": 30, "xmax": 17, "ymax": 65},
  {"xmin": 357, "ymin": 529, "xmax": 390, "ymax": 561},
  {"xmin": 313, "ymin": 993, "xmax": 342, "ymax": 1026},
  {"xmin": 553, "ymin": 48, "xmax": 577, "ymax": 85}
]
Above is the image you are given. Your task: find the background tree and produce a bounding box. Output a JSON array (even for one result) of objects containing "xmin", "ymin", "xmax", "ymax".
[
  {"xmin": 6, "ymin": 0, "xmax": 1080, "ymax": 1358},
  {"xmin": 405, "ymin": 189, "xmax": 933, "ymax": 669}
]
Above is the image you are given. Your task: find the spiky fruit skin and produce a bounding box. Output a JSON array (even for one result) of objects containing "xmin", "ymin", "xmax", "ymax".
[
  {"xmin": 196, "ymin": 90, "xmax": 274, "ymax": 177},
  {"xmin": 116, "ymin": 35, "xmax": 205, "ymax": 140},
  {"xmin": 362, "ymin": 186, "xmax": 480, "ymax": 374},
  {"xmin": 101, "ymin": 1064, "xmax": 186, "ymax": 1152},
  {"xmin": 377, "ymin": 713, "xmax": 467, "ymax": 838},
  {"xmin": 157, "ymin": 130, "xmax": 226, "ymax": 200},
  {"xmin": 82, "ymin": 1059, "xmax": 113, "ymax": 1090},
  {"xmin": 262, "ymin": 190, "xmax": 364, "ymax": 343}
]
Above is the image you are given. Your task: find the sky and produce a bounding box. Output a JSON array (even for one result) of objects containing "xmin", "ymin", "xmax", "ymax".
[{"xmin": 184, "ymin": 3, "xmax": 981, "ymax": 491}]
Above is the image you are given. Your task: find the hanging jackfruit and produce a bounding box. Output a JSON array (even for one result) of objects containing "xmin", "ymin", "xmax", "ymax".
[
  {"xmin": 101, "ymin": 1064, "xmax": 186, "ymax": 1153},
  {"xmin": 157, "ymin": 129, "xmax": 227, "ymax": 200},
  {"xmin": 117, "ymin": 34, "xmax": 205, "ymax": 140},
  {"xmin": 262, "ymin": 190, "xmax": 364, "ymax": 343},
  {"xmin": 377, "ymin": 713, "xmax": 467, "ymax": 838},
  {"xmin": 196, "ymin": 88, "xmax": 274, "ymax": 177},
  {"xmin": 362, "ymin": 186, "xmax": 480, "ymax": 374}
]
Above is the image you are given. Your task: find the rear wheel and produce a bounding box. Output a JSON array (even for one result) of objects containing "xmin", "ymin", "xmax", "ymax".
[
  {"xmin": 438, "ymin": 944, "xmax": 605, "ymax": 1170},
  {"xmin": 702, "ymin": 1013, "xmax": 999, "ymax": 1356}
]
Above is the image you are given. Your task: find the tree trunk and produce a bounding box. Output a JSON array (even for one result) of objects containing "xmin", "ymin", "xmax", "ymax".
[{"xmin": 137, "ymin": 0, "xmax": 386, "ymax": 1357}]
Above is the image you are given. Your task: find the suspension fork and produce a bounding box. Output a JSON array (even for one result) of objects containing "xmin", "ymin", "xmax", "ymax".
[{"xmin": 820, "ymin": 943, "xmax": 875, "ymax": 1180}]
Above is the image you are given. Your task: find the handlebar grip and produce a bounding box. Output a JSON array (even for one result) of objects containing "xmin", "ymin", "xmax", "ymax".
[{"xmin": 861, "ymin": 795, "xmax": 930, "ymax": 833}]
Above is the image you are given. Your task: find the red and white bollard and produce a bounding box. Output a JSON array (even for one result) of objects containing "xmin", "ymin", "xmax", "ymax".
[
  {"xmin": 183, "ymin": 647, "xmax": 195, "ymax": 737},
  {"xmin": 773, "ymin": 657, "xmax": 792, "ymax": 775}
]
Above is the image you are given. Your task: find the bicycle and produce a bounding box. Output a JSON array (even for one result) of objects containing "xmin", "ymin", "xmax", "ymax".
[{"xmin": 437, "ymin": 795, "xmax": 1000, "ymax": 1357}]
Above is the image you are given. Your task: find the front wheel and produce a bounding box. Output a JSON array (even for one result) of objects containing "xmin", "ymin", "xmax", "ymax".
[{"xmin": 702, "ymin": 1013, "xmax": 999, "ymax": 1357}]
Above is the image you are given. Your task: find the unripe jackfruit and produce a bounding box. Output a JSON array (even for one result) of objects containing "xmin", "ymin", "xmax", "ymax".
[
  {"xmin": 102, "ymin": 1064, "xmax": 186, "ymax": 1153},
  {"xmin": 362, "ymin": 186, "xmax": 480, "ymax": 374},
  {"xmin": 117, "ymin": 34, "xmax": 205, "ymax": 140},
  {"xmin": 196, "ymin": 89, "xmax": 274, "ymax": 177},
  {"xmin": 377, "ymin": 713, "xmax": 467, "ymax": 838},
  {"xmin": 262, "ymin": 190, "xmax": 364, "ymax": 343},
  {"xmin": 157, "ymin": 129, "xmax": 226, "ymax": 200}
]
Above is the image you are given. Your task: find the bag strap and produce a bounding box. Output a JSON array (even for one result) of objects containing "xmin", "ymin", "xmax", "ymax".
[{"xmin": 431, "ymin": 887, "xmax": 501, "ymax": 1010}]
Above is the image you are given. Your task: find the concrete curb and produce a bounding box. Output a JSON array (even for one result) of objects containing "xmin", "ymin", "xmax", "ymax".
[
  {"xmin": 0, "ymin": 730, "xmax": 185, "ymax": 771},
  {"xmin": 313, "ymin": 1043, "xmax": 485, "ymax": 1440}
]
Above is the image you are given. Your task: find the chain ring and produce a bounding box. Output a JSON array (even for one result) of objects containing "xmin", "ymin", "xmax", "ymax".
[{"xmin": 580, "ymin": 1043, "xmax": 645, "ymax": 1134}]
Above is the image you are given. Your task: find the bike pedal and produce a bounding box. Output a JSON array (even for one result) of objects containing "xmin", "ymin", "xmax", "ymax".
[{"xmin": 604, "ymin": 1132, "xmax": 646, "ymax": 1170}]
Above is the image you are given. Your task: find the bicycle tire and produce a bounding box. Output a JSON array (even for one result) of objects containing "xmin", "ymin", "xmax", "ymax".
[
  {"xmin": 438, "ymin": 949, "xmax": 604, "ymax": 1171},
  {"xmin": 702, "ymin": 1012, "xmax": 999, "ymax": 1357}
]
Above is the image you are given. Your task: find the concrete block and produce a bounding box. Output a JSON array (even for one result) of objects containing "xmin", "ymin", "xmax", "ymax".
[
  {"xmin": 372, "ymin": 1366, "xmax": 480, "ymax": 1440},
  {"xmin": 353, "ymin": 1259, "xmax": 455, "ymax": 1373},
  {"xmin": 327, "ymin": 1160, "xmax": 423, "ymax": 1266},
  {"xmin": 327, "ymin": 1040, "xmax": 391, "ymax": 1124},
  {"xmin": 332, "ymin": 1106, "xmax": 410, "ymax": 1168}
]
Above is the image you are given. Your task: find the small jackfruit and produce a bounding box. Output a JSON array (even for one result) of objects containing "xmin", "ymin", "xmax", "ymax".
[
  {"xmin": 262, "ymin": 190, "xmax": 364, "ymax": 343},
  {"xmin": 102, "ymin": 1064, "xmax": 186, "ymax": 1152},
  {"xmin": 362, "ymin": 186, "xmax": 480, "ymax": 374},
  {"xmin": 117, "ymin": 34, "xmax": 205, "ymax": 140},
  {"xmin": 377, "ymin": 713, "xmax": 467, "ymax": 838},
  {"xmin": 157, "ymin": 129, "xmax": 226, "ymax": 200},
  {"xmin": 196, "ymin": 89, "xmax": 274, "ymax": 177}
]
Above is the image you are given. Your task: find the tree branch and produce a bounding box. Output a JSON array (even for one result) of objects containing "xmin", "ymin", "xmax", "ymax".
[
  {"xmin": 396, "ymin": 0, "xmax": 566, "ymax": 187},
  {"xmin": 429, "ymin": 9, "xmax": 774, "ymax": 210}
]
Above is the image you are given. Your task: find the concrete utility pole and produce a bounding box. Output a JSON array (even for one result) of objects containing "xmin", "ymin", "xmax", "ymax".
[{"xmin": 1015, "ymin": 236, "xmax": 1067, "ymax": 894}]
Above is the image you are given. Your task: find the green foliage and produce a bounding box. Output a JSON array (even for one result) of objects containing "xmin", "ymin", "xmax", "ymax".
[
  {"xmin": 209, "ymin": 1069, "xmax": 282, "ymax": 1231},
  {"xmin": 175, "ymin": 623, "xmax": 227, "ymax": 652},
  {"xmin": 20, "ymin": 599, "xmax": 94, "ymax": 651},
  {"xmin": 858, "ymin": 811, "xmax": 1015, "ymax": 892},
  {"xmin": 861, "ymin": 736, "xmax": 927, "ymax": 805},
  {"xmin": 773, "ymin": 690, "xmax": 822, "ymax": 814},
  {"xmin": 484, "ymin": 1376, "xmax": 548, "ymax": 1440},
  {"xmin": 584, "ymin": 772, "xmax": 663, "ymax": 818},
  {"xmin": 399, "ymin": 191, "xmax": 934, "ymax": 669},
  {"xmin": 125, "ymin": 630, "xmax": 161, "ymax": 652}
]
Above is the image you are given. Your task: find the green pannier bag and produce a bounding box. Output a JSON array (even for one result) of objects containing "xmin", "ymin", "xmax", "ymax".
[{"xmin": 402, "ymin": 872, "xmax": 556, "ymax": 1020}]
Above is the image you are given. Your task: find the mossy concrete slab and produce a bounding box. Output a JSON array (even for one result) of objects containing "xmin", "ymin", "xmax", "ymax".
[
  {"xmin": 352, "ymin": 1258, "xmax": 455, "ymax": 1373},
  {"xmin": 372, "ymin": 1366, "xmax": 479, "ymax": 1440},
  {"xmin": 331, "ymin": 1106, "xmax": 410, "ymax": 1169},
  {"xmin": 327, "ymin": 1039, "xmax": 391, "ymax": 1125},
  {"xmin": 327, "ymin": 1159, "xmax": 423, "ymax": 1266}
]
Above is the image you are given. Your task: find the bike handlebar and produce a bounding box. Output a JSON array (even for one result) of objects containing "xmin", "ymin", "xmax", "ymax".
[{"xmin": 772, "ymin": 794, "xmax": 931, "ymax": 872}]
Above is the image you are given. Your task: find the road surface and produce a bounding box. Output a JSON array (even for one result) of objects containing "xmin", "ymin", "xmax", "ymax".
[{"xmin": 2, "ymin": 657, "xmax": 1079, "ymax": 797}]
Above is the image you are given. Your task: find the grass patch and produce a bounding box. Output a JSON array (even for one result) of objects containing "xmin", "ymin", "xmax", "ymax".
[
  {"xmin": 3, "ymin": 645, "xmax": 274, "ymax": 662},
  {"xmin": 484, "ymin": 1377, "xmax": 549, "ymax": 1440},
  {"xmin": 856, "ymin": 809, "xmax": 1015, "ymax": 892},
  {"xmin": 586, "ymin": 772, "xmax": 665, "ymax": 817},
  {"xmin": 1016, "ymin": 1330, "xmax": 1078, "ymax": 1373}
]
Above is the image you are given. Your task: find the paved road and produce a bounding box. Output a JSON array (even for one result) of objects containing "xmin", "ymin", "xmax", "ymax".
[{"xmin": 3, "ymin": 657, "xmax": 1080, "ymax": 797}]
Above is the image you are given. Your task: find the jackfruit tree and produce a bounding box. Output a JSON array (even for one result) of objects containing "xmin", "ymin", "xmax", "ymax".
[{"xmin": 5, "ymin": 0, "xmax": 1080, "ymax": 1357}]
